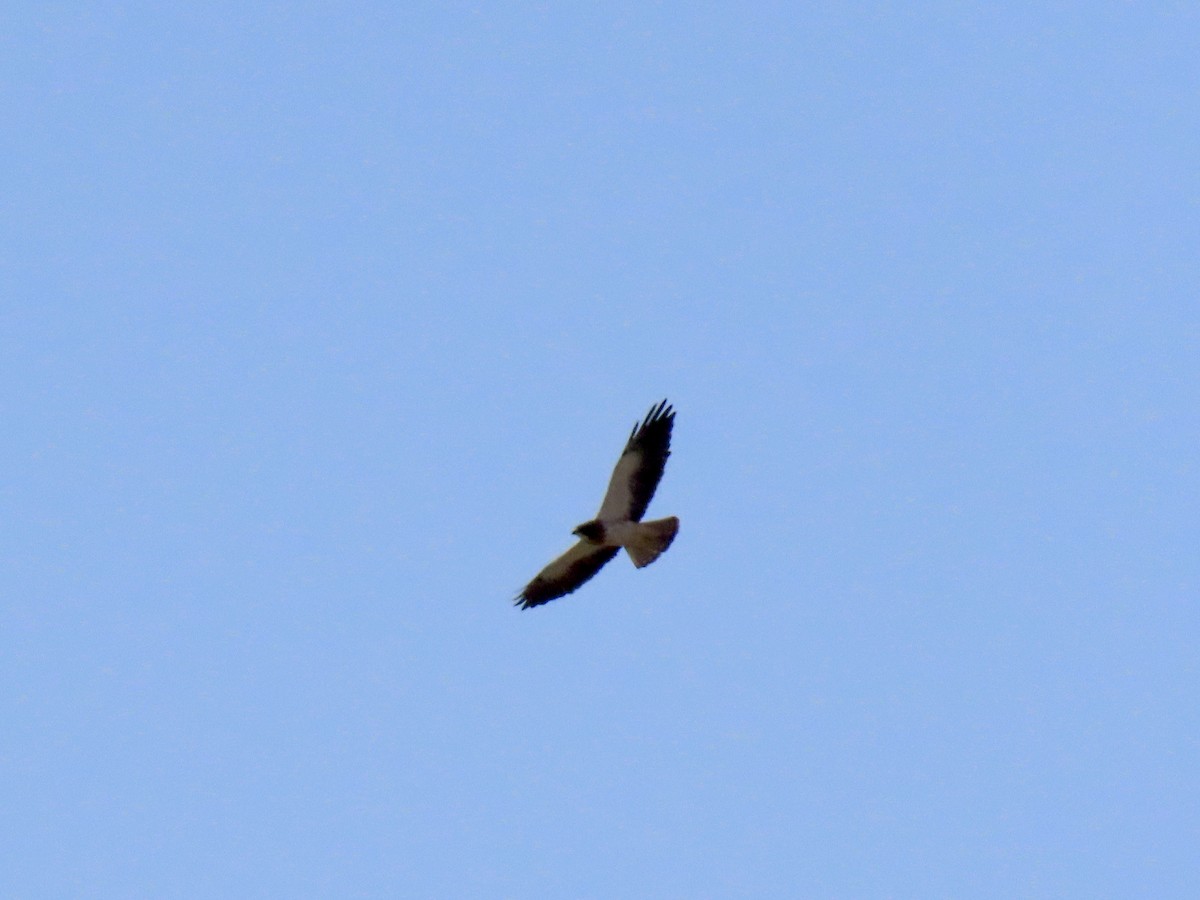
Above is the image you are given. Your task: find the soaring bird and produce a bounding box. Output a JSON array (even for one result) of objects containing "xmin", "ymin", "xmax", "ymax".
[{"xmin": 516, "ymin": 399, "xmax": 679, "ymax": 609}]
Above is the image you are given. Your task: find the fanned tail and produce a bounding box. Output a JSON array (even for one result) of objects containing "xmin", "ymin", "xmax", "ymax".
[{"xmin": 625, "ymin": 516, "xmax": 679, "ymax": 568}]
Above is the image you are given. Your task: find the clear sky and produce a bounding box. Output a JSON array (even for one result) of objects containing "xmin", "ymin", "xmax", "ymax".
[{"xmin": 4, "ymin": 3, "xmax": 1198, "ymax": 897}]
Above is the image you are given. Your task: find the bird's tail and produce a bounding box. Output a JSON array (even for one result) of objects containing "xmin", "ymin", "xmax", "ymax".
[{"xmin": 625, "ymin": 516, "xmax": 679, "ymax": 569}]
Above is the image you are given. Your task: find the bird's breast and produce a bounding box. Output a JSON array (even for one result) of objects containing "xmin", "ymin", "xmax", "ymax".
[{"xmin": 597, "ymin": 519, "xmax": 639, "ymax": 546}]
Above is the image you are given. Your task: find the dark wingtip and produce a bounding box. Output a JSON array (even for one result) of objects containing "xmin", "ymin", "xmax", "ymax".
[
  {"xmin": 654, "ymin": 398, "xmax": 674, "ymax": 420},
  {"xmin": 636, "ymin": 398, "xmax": 673, "ymax": 431}
]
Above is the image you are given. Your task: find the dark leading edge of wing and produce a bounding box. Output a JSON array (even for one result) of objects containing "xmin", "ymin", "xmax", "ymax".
[
  {"xmin": 623, "ymin": 398, "xmax": 675, "ymax": 522},
  {"xmin": 516, "ymin": 546, "xmax": 620, "ymax": 609}
]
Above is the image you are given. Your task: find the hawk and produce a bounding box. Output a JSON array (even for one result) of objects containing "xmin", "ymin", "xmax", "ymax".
[{"xmin": 516, "ymin": 399, "xmax": 679, "ymax": 609}]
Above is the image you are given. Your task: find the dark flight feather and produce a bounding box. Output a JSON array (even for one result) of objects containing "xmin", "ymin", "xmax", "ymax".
[
  {"xmin": 620, "ymin": 399, "xmax": 674, "ymax": 522},
  {"xmin": 516, "ymin": 546, "xmax": 620, "ymax": 609}
]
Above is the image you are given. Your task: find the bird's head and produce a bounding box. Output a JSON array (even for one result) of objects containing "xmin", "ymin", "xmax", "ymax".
[{"xmin": 572, "ymin": 520, "xmax": 605, "ymax": 543}]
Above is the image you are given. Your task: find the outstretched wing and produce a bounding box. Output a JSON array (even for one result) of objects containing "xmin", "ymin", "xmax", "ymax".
[
  {"xmin": 516, "ymin": 541, "xmax": 620, "ymax": 609},
  {"xmin": 596, "ymin": 399, "xmax": 675, "ymax": 522}
]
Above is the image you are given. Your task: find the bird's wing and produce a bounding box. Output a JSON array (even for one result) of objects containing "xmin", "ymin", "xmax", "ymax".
[
  {"xmin": 516, "ymin": 540, "xmax": 620, "ymax": 609},
  {"xmin": 596, "ymin": 399, "xmax": 675, "ymax": 522}
]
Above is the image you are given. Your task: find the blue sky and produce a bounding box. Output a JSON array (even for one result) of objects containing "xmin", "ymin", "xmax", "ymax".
[{"xmin": 4, "ymin": 3, "xmax": 1198, "ymax": 896}]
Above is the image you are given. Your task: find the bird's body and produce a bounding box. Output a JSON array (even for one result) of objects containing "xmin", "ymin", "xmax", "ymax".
[
  {"xmin": 576, "ymin": 519, "xmax": 640, "ymax": 546},
  {"xmin": 572, "ymin": 516, "xmax": 680, "ymax": 568},
  {"xmin": 516, "ymin": 400, "xmax": 678, "ymax": 609}
]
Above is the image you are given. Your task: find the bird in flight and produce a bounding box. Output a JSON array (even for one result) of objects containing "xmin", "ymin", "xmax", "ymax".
[{"xmin": 516, "ymin": 399, "xmax": 679, "ymax": 609}]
